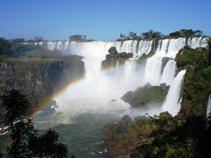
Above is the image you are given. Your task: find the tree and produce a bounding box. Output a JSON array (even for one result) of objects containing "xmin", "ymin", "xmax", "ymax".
[
  {"xmin": 8, "ymin": 119, "xmax": 36, "ymax": 158},
  {"xmin": 118, "ymin": 33, "xmax": 128, "ymax": 41},
  {"xmin": 169, "ymin": 31, "xmax": 181, "ymax": 38},
  {"xmin": 142, "ymin": 30, "xmax": 162, "ymax": 40},
  {"xmin": 0, "ymin": 38, "xmax": 12, "ymax": 56},
  {"xmin": 1, "ymin": 89, "xmax": 71, "ymax": 158},
  {"xmin": 169, "ymin": 29, "xmax": 203, "ymax": 38},
  {"xmin": 208, "ymin": 38, "xmax": 211, "ymax": 65},
  {"xmin": 194, "ymin": 30, "xmax": 203, "ymax": 37},
  {"xmin": 69, "ymin": 34, "xmax": 87, "ymax": 41},
  {"xmin": 33, "ymin": 36, "xmax": 44, "ymax": 42},
  {"xmin": 120, "ymin": 33, "xmax": 126, "ymax": 39},
  {"xmin": 30, "ymin": 130, "xmax": 68, "ymax": 158},
  {"xmin": 129, "ymin": 32, "xmax": 139, "ymax": 40},
  {"xmin": 108, "ymin": 47, "xmax": 118, "ymax": 55},
  {"xmin": 1, "ymin": 89, "xmax": 29, "ymax": 126}
]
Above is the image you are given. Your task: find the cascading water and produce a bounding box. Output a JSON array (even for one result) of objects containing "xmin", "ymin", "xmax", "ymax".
[
  {"xmin": 162, "ymin": 70, "xmax": 186, "ymax": 116},
  {"xmin": 143, "ymin": 37, "xmax": 207, "ymax": 116},
  {"xmin": 207, "ymin": 95, "xmax": 211, "ymax": 119},
  {"xmin": 160, "ymin": 59, "xmax": 176, "ymax": 86},
  {"xmin": 34, "ymin": 37, "xmax": 207, "ymax": 158},
  {"xmin": 144, "ymin": 57, "xmax": 163, "ymax": 85}
]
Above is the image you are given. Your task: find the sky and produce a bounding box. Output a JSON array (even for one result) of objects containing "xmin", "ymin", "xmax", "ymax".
[{"xmin": 0, "ymin": 0, "xmax": 211, "ymax": 40}]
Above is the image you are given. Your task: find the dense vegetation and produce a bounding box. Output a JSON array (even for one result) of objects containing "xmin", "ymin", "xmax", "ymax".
[
  {"xmin": 101, "ymin": 47, "xmax": 133, "ymax": 70},
  {"xmin": 117, "ymin": 30, "xmax": 163, "ymax": 41},
  {"xmin": 0, "ymin": 38, "xmax": 43, "ymax": 57},
  {"xmin": 102, "ymin": 43, "xmax": 211, "ymax": 158},
  {"xmin": 121, "ymin": 84, "xmax": 169, "ymax": 108},
  {"xmin": 0, "ymin": 89, "xmax": 75, "ymax": 158},
  {"xmin": 177, "ymin": 46, "xmax": 211, "ymax": 116},
  {"xmin": 169, "ymin": 29, "xmax": 203, "ymax": 38},
  {"xmin": 0, "ymin": 37, "xmax": 86, "ymax": 157},
  {"xmin": 116, "ymin": 29, "xmax": 205, "ymax": 41},
  {"xmin": 69, "ymin": 34, "xmax": 94, "ymax": 42}
]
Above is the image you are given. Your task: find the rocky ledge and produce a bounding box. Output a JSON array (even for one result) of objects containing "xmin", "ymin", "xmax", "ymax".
[
  {"xmin": 101, "ymin": 47, "xmax": 133, "ymax": 70},
  {"xmin": 121, "ymin": 83, "xmax": 169, "ymax": 108}
]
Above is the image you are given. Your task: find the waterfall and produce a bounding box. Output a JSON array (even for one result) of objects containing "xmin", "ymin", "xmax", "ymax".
[
  {"xmin": 144, "ymin": 38, "xmax": 187, "ymax": 86},
  {"xmin": 124, "ymin": 59, "xmax": 137, "ymax": 78},
  {"xmin": 144, "ymin": 57, "xmax": 163, "ymax": 85},
  {"xmin": 137, "ymin": 40, "xmax": 153, "ymax": 56},
  {"xmin": 36, "ymin": 37, "xmax": 207, "ymax": 117},
  {"xmin": 34, "ymin": 37, "xmax": 208, "ymax": 157},
  {"xmin": 160, "ymin": 59, "xmax": 176, "ymax": 85},
  {"xmin": 188, "ymin": 37, "xmax": 208, "ymax": 49},
  {"xmin": 154, "ymin": 39, "xmax": 170, "ymax": 57},
  {"xmin": 162, "ymin": 70, "xmax": 186, "ymax": 116},
  {"xmin": 143, "ymin": 37, "xmax": 207, "ymax": 113},
  {"xmin": 207, "ymin": 95, "xmax": 211, "ymax": 119}
]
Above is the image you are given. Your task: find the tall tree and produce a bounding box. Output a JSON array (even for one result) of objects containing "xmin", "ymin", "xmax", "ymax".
[
  {"xmin": 208, "ymin": 38, "xmax": 211, "ymax": 65},
  {"xmin": 30, "ymin": 130, "xmax": 68, "ymax": 158},
  {"xmin": 8, "ymin": 119, "xmax": 36, "ymax": 158},
  {"xmin": 1, "ymin": 89, "xmax": 71, "ymax": 158},
  {"xmin": 0, "ymin": 38, "xmax": 12, "ymax": 56},
  {"xmin": 1, "ymin": 89, "xmax": 29, "ymax": 126}
]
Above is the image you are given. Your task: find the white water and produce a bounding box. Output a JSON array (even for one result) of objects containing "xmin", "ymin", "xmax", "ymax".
[
  {"xmin": 160, "ymin": 59, "xmax": 176, "ymax": 86},
  {"xmin": 45, "ymin": 41, "xmax": 148, "ymax": 125},
  {"xmin": 143, "ymin": 37, "xmax": 208, "ymax": 115},
  {"xmin": 144, "ymin": 57, "xmax": 163, "ymax": 85},
  {"xmin": 207, "ymin": 95, "xmax": 211, "ymax": 118},
  {"xmin": 33, "ymin": 37, "xmax": 208, "ymax": 157},
  {"xmin": 162, "ymin": 70, "xmax": 186, "ymax": 116},
  {"xmin": 34, "ymin": 37, "xmax": 208, "ymax": 120}
]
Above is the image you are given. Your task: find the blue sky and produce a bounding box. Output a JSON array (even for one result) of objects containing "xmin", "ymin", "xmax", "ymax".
[{"xmin": 0, "ymin": 0, "xmax": 211, "ymax": 40}]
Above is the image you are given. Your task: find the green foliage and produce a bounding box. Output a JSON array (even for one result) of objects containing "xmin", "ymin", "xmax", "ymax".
[
  {"xmin": 176, "ymin": 47, "xmax": 211, "ymax": 116},
  {"xmin": 121, "ymin": 84, "xmax": 169, "ymax": 108},
  {"xmin": 69, "ymin": 34, "xmax": 93, "ymax": 42},
  {"xmin": 1, "ymin": 89, "xmax": 29, "ymax": 125},
  {"xmin": 101, "ymin": 47, "xmax": 133, "ymax": 70},
  {"xmin": 117, "ymin": 30, "xmax": 162, "ymax": 41},
  {"xmin": 0, "ymin": 38, "xmax": 13, "ymax": 56},
  {"xmin": 108, "ymin": 47, "xmax": 118, "ymax": 55},
  {"xmin": 29, "ymin": 130, "xmax": 68, "ymax": 158},
  {"xmin": 142, "ymin": 30, "xmax": 162, "ymax": 40},
  {"xmin": 1, "ymin": 89, "xmax": 71, "ymax": 158},
  {"xmin": 8, "ymin": 119, "xmax": 70, "ymax": 158},
  {"xmin": 169, "ymin": 29, "xmax": 203, "ymax": 38},
  {"xmin": 116, "ymin": 29, "xmax": 204, "ymax": 41},
  {"xmin": 103, "ymin": 47, "xmax": 211, "ymax": 158},
  {"xmin": 8, "ymin": 119, "xmax": 36, "ymax": 158},
  {"xmin": 176, "ymin": 48, "xmax": 209, "ymax": 71},
  {"xmin": 0, "ymin": 38, "xmax": 41, "ymax": 57},
  {"xmin": 208, "ymin": 38, "xmax": 211, "ymax": 65}
]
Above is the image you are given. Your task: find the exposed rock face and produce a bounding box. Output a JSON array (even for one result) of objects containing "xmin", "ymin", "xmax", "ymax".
[
  {"xmin": 101, "ymin": 47, "xmax": 133, "ymax": 70},
  {"xmin": 0, "ymin": 55, "xmax": 84, "ymax": 115},
  {"xmin": 121, "ymin": 83, "xmax": 169, "ymax": 108}
]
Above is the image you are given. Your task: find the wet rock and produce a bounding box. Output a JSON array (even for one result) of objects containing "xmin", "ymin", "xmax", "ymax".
[
  {"xmin": 101, "ymin": 47, "xmax": 133, "ymax": 70},
  {"xmin": 121, "ymin": 83, "xmax": 169, "ymax": 108}
]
